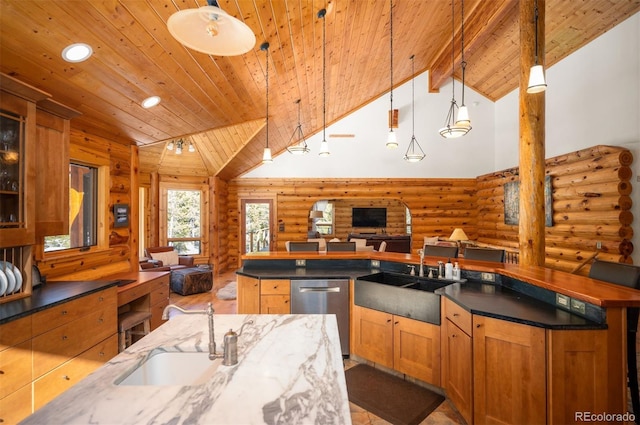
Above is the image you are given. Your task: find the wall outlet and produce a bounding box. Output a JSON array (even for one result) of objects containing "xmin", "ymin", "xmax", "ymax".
[
  {"xmin": 481, "ymin": 272, "xmax": 495, "ymax": 282},
  {"xmin": 295, "ymin": 259, "xmax": 306, "ymax": 267},
  {"xmin": 570, "ymin": 298, "xmax": 586, "ymax": 315},
  {"xmin": 556, "ymin": 293, "xmax": 570, "ymax": 309},
  {"xmin": 371, "ymin": 260, "xmax": 380, "ymax": 268},
  {"xmin": 596, "ymin": 241, "xmax": 602, "ymax": 249}
]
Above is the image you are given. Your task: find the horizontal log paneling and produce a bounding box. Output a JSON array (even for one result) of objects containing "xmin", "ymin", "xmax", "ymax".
[
  {"xmin": 477, "ymin": 145, "xmax": 634, "ymax": 274},
  {"xmin": 34, "ymin": 130, "xmax": 135, "ymax": 281},
  {"xmin": 228, "ymin": 178, "xmax": 478, "ymax": 266}
]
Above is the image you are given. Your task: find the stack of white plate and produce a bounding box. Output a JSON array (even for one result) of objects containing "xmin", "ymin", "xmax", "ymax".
[{"xmin": 0, "ymin": 261, "xmax": 23, "ymax": 296}]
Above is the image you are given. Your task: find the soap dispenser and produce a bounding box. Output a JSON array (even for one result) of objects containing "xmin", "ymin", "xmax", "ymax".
[
  {"xmin": 445, "ymin": 258, "xmax": 453, "ymax": 280},
  {"xmin": 453, "ymin": 262, "xmax": 461, "ymax": 281}
]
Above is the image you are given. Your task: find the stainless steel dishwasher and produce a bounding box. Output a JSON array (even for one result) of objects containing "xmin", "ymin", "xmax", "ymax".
[{"xmin": 291, "ymin": 279, "xmax": 350, "ymax": 356}]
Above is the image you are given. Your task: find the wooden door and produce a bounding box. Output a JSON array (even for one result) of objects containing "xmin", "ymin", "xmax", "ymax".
[
  {"xmin": 351, "ymin": 304, "xmax": 393, "ymax": 368},
  {"xmin": 393, "ymin": 315, "xmax": 441, "ymax": 386},
  {"xmin": 444, "ymin": 318, "xmax": 473, "ymax": 425},
  {"xmin": 473, "ymin": 315, "xmax": 546, "ymax": 425}
]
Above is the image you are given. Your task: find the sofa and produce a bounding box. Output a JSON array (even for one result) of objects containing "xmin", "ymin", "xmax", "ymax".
[{"xmin": 142, "ymin": 246, "xmax": 195, "ymax": 271}]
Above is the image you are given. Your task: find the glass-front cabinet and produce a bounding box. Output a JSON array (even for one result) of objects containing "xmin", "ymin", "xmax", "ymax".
[
  {"xmin": 0, "ymin": 110, "xmax": 26, "ymax": 232},
  {"xmin": 0, "ymin": 89, "xmax": 36, "ymax": 249}
]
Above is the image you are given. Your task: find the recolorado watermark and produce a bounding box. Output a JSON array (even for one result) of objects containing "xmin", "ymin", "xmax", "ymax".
[{"xmin": 575, "ymin": 411, "xmax": 636, "ymax": 422}]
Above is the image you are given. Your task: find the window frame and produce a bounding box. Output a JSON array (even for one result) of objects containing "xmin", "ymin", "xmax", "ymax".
[
  {"xmin": 159, "ymin": 181, "xmax": 209, "ymax": 259},
  {"xmin": 40, "ymin": 149, "xmax": 109, "ymax": 260}
]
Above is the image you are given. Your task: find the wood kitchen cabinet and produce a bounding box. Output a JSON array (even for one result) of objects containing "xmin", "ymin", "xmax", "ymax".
[
  {"xmin": 260, "ymin": 279, "xmax": 290, "ymax": 314},
  {"xmin": 237, "ymin": 276, "xmax": 291, "ymax": 314},
  {"xmin": 442, "ymin": 298, "xmax": 473, "ymax": 425},
  {"xmin": 351, "ymin": 304, "xmax": 440, "ymax": 386},
  {"xmin": 34, "ymin": 100, "xmax": 79, "ymax": 238},
  {"xmin": 0, "ymin": 286, "xmax": 117, "ymax": 423},
  {"xmin": 237, "ymin": 274, "xmax": 260, "ymax": 314}
]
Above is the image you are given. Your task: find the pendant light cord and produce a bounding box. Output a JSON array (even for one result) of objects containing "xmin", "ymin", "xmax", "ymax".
[
  {"xmin": 411, "ymin": 55, "xmax": 415, "ymax": 136},
  {"xmin": 460, "ymin": 0, "xmax": 466, "ymax": 107},
  {"xmin": 320, "ymin": 9, "xmax": 326, "ymax": 142},
  {"xmin": 450, "ymin": 0, "xmax": 455, "ymax": 102},
  {"xmin": 265, "ymin": 44, "xmax": 270, "ymax": 149},
  {"xmin": 389, "ymin": 0, "xmax": 393, "ymax": 118},
  {"xmin": 533, "ymin": 0, "xmax": 539, "ymax": 64}
]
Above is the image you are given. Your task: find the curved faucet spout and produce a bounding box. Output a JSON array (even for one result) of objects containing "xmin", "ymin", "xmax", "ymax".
[{"xmin": 162, "ymin": 303, "xmax": 219, "ymax": 360}]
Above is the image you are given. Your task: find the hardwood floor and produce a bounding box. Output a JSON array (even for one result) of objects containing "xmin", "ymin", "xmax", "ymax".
[{"xmin": 166, "ymin": 269, "xmax": 464, "ymax": 425}]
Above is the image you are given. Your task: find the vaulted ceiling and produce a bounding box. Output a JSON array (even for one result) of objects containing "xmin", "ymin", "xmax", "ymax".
[{"xmin": 1, "ymin": 0, "xmax": 638, "ymax": 180}]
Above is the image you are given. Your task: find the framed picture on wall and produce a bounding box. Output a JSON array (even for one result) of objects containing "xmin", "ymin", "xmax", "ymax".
[{"xmin": 504, "ymin": 176, "xmax": 553, "ymax": 227}]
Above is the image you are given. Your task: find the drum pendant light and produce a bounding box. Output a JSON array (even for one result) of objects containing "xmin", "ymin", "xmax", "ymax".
[{"xmin": 527, "ymin": 0, "xmax": 547, "ymax": 93}]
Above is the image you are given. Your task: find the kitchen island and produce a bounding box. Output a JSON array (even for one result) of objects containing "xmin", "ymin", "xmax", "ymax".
[{"xmin": 21, "ymin": 313, "xmax": 351, "ymax": 425}]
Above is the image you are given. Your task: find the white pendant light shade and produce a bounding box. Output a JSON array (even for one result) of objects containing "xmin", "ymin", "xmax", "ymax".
[
  {"xmin": 386, "ymin": 130, "xmax": 398, "ymax": 149},
  {"xmin": 527, "ymin": 64, "xmax": 547, "ymax": 93},
  {"xmin": 455, "ymin": 105, "xmax": 472, "ymax": 129},
  {"xmin": 318, "ymin": 140, "xmax": 330, "ymax": 157},
  {"xmin": 439, "ymin": 124, "xmax": 468, "ymax": 138},
  {"xmin": 262, "ymin": 147, "xmax": 273, "ymax": 163},
  {"xmin": 167, "ymin": 5, "xmax": 256, "ymax": 56}
]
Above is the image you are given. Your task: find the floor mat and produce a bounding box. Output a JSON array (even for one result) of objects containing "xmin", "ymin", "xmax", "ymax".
[
  {"xmin": 216, "ymin": 281, "xmax": 237, "ymax": 300},
  {"xmin": 345, "ymin": 363, "xmax": 444, "ymax": 425}
]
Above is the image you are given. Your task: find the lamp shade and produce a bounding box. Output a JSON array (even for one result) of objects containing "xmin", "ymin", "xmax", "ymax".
[
  {"xmin": 167, "ymin": 5, "xmax": 256, "ymax": 56},
  {"xmin": 318, "ymin": 140, "xmax": 330, "ymax": 157},
  {"xmin": 386, "ymin": 130, "xmax": 398, "ymax": 149},
  {"xmin": 262, "ymin": 147, "xmax": 272, "ymax": 163},
  {"xmin": 309, "ymin": 210, "xmax": 324, "ymax": 219},
  {"xmin": 449, "ymin": 228, "xmax": 469, "ymax": 241},
  {"xmin": 527, "ymin": 64, "xmax": 547, "ymax": 93}
]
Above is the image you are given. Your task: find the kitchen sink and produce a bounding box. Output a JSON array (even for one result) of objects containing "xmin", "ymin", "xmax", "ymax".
[
  {"xmin": 355, "ymin": 272, "xmax": 453, "ymax": 325},
  {"xmin": 116, "ymin": 349, "xmax": 223, "ymax": 386}
]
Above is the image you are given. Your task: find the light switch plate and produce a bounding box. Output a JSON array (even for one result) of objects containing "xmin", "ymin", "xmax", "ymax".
[
  {"xmin": 556, "ymin": 293, "xmax": 570, "ymax": 309},
  {"xmin": 481, "ymin": 272, "xmax": 495, "ymax": 282},
  {"xmin": 570, "ymin": 298, "xmax": 586, "ymax": 315},
  {"xmin": 295, "ymin": 259, "xmax": 306, "ymax": 267},
  {"xmin": 371, "ymin": 260, "xmax": 380, "ymax": 268}
]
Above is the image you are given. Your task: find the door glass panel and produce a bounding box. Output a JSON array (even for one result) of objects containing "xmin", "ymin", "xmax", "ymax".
[{"xmin": 243, "ymin": 200, "xmax": 271, "ymax": 253}]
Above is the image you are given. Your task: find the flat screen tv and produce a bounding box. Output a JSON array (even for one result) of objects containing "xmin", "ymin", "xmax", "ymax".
[{"xmin": 352, "ymin": 207, "xmax": 387, "ymax": 228}]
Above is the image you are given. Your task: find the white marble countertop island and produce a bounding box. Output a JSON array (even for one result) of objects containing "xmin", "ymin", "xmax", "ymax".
[{"xmin": 22, "ymin": 314, "xmax": 351, "ymax": 425}]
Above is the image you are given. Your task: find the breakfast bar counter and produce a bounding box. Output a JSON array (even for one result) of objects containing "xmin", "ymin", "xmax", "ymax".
[{"xmin": 21, "ymin": 314, "xmax": 351, "ymax": 425}]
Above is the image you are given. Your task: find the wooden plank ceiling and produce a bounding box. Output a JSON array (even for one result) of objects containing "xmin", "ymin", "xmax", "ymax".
[{"xmin": 1, "ymin": 0, "xmax": 638, "ymax": 180}]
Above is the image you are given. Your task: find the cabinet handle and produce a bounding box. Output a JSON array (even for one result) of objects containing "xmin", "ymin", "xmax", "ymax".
[
  {"xmin": 0, "ymin": 370, "xmax": 4, "ymax": 374},
  {"xmin": 99, "ymin": 352, "xmax": 105, "ymax": 357},
  {"xmin": 61, "ymin": 335, "xmax": 68, "ymax": 340},
  {"xmin": 394, "ymin": 321, "xmax": 399, "ymax": 325},
  {"xmin": 453, "ymin": 313, "xmax": 459, "ymax": 317},
  {"xmin": 99, "ymin": 296, "xmax": 104, "ymax": 302},
  {"xmin": 61, "ymin": 310, "xmax": 68, "ymax": 315},
  {"xmin": 62, "ymin": 375, "xmax": 70, "ymax": 381},
  {"xmin": 98, "ymin": 318, "xmax": 104, "ymax": 323},
  {"xmin": 476, "ymin": 324, "xmax": 482, "ymax": 328},
  {"xmin": 387, "ymin": 319, "xmax": 392, "ymax": 323},
  {"xmin": 451, "ymin": 334, "xmax": 457, "ymax": 338}
]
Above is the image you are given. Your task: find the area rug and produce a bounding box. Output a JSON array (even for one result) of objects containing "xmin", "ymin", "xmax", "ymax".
[
  {"xmin": 345, "ymin": 364, "xmax": 444, "ymax": 425},
  {"xmin": 216, "ymin": 281, "xmax": 237, "ymax": 300}
]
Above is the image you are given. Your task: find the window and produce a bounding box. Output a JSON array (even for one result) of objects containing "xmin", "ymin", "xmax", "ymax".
[
  {"xmin": 44, "ymin": 163, "xmax": 98, "ymax": 252},
  {"xmin": 161, "ymin": 185, "xmax": 207, "ymax": 255},
  {"xmin": 406, "ymin": 206, "xmax": 412, "ymax": 235}
]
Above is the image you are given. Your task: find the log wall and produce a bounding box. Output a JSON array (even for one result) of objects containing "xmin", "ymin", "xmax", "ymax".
[
  {"xmin": 476, "ymin": 145, "xmax": 634, "ymax": 274},
  {"xmin": 35, "ymin": 130, "xmax": 134, "ymax": 280},
  {"xmin": 332, "ymin": 199, "xmax": 406, "ymax": 239},
  {"xmin": 227, "ymin": 178, "xmax": 477, "ymax": 268}
]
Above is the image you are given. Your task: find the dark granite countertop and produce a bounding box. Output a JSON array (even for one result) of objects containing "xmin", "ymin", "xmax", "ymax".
[
  {"xmin": 0, "ymin": 279, "xmax": 118, "ymax": 325},
  {"xmin": 437, "ymin": 282, "xmax": 606, "ymax": 330}
]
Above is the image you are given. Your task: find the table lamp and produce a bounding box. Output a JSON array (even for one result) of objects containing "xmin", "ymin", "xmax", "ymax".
[{"xmin": 449, "ymin": 228, "xmax": 469, "ymax": 250}]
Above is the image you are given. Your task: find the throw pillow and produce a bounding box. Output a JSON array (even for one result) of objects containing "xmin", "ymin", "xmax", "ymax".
[
  {"xmin": 350, "ymin": 238, "xmax": 367, "ymax": 249},
  {"xmin": 424, "ymin": 236, "xmax": 440, "ymax": 246},
  {"xmin": 149, "ymin": 250, "xmax": 179, "ymax": 266}
]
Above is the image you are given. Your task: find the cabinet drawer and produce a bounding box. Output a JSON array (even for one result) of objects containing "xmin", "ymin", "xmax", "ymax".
[
  {"xmin": 150, "ymin": 302, "xmax": 168, "ymax": 330},
  {"xmin": 150, "ymin": 285, "xmax": 169, "ymax": 307},
  {"xmin": 261, "ymin": 295, "xmax": 290, "ymax": 314},
  {"xmin": 0, "ymin": 340, "xmax": 32, "ymax": 399},
  {"xmin": 0, "ymin": 383, "xmax": 32, "ymax": 424},
  {"xmin": 33, "ymin": 333, "xmax": 118, "ymax": 410},
  {"xmin": 32, "ymin": 287, "xmax": 116, "ymax": 336},
  {"xmin": 0, "ymin": 315, "xmax": 32, "ymax": 351},
  {"xmin": 444, "ymin": 297, "xmax": 472, "ymax": 336},
  {"xmin": 32, "ymin": 302, "xmax": 117, "ymax": 378},
  {"xmin": 260, "ymin": 279, "xmax": 290, "ymax": 295}
]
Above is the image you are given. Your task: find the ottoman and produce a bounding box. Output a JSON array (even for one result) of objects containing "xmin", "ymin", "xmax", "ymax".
[{"xmin": 170, "ymin": 267, "xmax": 213, "ymax": 295}]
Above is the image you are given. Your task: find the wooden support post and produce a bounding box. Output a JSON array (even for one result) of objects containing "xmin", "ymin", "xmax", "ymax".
[
  {"xmin": 518, "ymin": 0, "xmax": 546, "ymax": 266},
  {"xmin": 149, "ymin": 172, "xmax": 160, "ymax": 249},
  {"xmin": 130, "ymin": 145, "xmax": 140, "ymax": 269}
]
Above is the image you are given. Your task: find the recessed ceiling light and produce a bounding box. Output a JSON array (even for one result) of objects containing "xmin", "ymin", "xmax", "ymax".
[
  {"xmin": 61, "ymin": 43, "xmax": 93, "ymax": 63},
  {"xmin": 141, "ymin": 96, "xmax": 161, "ymax": 109}
]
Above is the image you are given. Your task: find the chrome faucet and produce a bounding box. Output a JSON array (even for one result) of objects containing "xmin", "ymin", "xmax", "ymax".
[
  {"xmin": 162, "ymin": 302, "xmax": 219, "ymax": 360},
  {"xmin": 418, "ymin": 249, "xmax": 425, "ymax": 277}
]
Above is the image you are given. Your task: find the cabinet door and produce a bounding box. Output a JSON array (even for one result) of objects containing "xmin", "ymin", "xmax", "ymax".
[
  {"xmin": 443, "ymin": 318, "xmax": 473, "ymax": 425},
  {"xmin": 547, "ymin": 329, "xmax": 610, "ymax": 424},
  {"xmin": 351, "ymin": 304, "xmax": 393, "ymax": 368},
  {"xmin": 34, "ymin": 108, "xmax": 69, "ymax": 237},
  {"xmin": 0, "ymin": 384, "xmax": 32, "ymax": 424},
  {"xmin": 237, "ymin": 275, "xmax": 260, "ymax": 314},
  {"xmin": 260, "ymin": 295, "xmax": 290, "ymax": 314},
  {"xmin": 473, "ymin": 315, "xmax": 546, "ymax": 425},
  {"xmin": 393, "ymin": 315, "xmax": 440, "ymax": 386}
]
